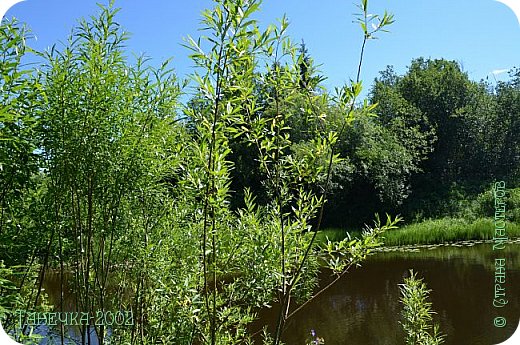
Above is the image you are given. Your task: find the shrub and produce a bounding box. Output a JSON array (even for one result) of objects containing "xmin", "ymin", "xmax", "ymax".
[{"xmin": 399, "ymin": 270, "xmax": 444, "ymax": 345}]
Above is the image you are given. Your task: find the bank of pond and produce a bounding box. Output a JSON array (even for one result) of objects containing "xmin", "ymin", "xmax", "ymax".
[{"xmin": 319, "ymin": 217, "xmax": 520, "ymax": 247}]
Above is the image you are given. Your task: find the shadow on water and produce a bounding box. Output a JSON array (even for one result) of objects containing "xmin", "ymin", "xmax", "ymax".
[{"xmin": 252, "ymin": 243, "xmax": 520, "ymax": 345}]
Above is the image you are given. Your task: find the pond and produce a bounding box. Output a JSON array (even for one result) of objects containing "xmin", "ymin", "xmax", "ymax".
[
  {"xmin": 24, "ymin": 242, "xmax": 519, "ymax": 344},
  {"xmin": 253, "ymin": 242, "xmax": 519, "ymax": 345}
]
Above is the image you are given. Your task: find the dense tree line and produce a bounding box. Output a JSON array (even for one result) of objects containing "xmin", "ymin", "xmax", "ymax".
[
  {"xmin": 308, "ymin": 59, "xmax": 519, "ymax": 227},
  {"xmin": 374, "ymin": 59, "xmax": 519, "ymax": 222},
  {"xmin": 226, "ymin": 56, "xmax": 520, "ymax": 228}
]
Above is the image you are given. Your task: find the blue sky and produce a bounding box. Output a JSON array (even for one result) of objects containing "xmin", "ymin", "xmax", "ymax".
[{"xmin": 5, "ymin": 0, "xmax": 520, "ymax": 97}]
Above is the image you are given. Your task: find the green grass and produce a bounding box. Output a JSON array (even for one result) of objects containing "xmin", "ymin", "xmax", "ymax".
[
  {"xmin": 318, "ymin": 218, "xmax": 520, "ymax": 247},
  {"xmin": 315, "ymin": 227, "xmax": 361, "ymax": 245}
]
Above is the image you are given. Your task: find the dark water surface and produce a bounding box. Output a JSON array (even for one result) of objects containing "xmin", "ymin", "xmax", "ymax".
[
  {"xmin": 254, "ymin": 243, "xmax": 519, "ymax": 345},
  {"xmin": 36, "ymin": 243, "xmax": 519, "ymax": 344}
]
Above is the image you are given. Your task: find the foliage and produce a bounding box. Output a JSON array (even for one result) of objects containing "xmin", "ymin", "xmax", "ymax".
[
  {"xmin": 399, "ymin": 270, "xmax": 445, "ymax": 345},
  {"xmin": 344, "ymin": 115, "xmax": 422, "ymax": 205},
  {"xmin": 9, "ymin": 0, "xmax": 520, "ymax": 343},
  {"xmin": 0, "ymin": 19, "xmax": 43, "ymax": 266},
  {"xmin": 0, "ymin": 261, "xmax": 21, "ymax": 321},
  {"xmin": 0, "ymin": 19, "xmax": 38, "ymax": 212},
  {"xmin": 494, "ymin": 76, "xmax": 520, "ymax": 180},
  {"xmin": 35, "ymin": 3, "xmax": 184, "ymax": 343},
  {"xmin": 0, "ymin": 261, "xmax": 50, "ymax": 344},
  {"xmin": 0, "ymin": 0, "xmax": 402, "ymax": 342},
  {"xmin": 322, "ymin": 184, "xmax": 520, "ymax": 247},
  {"xmin": 0, "ymin": 18, "xmax": 53, "ymax": 345},
  {"xmin": 321, "ymin": 214, "xmax": 400, "ymax": 274},
  {"xmin": 461, "ymin": 186, "xmax": 520, "ymax": 223},
  {"xmin": 182, "ymin": 1, "xmax": 336, "ymax": 342},
  {"xmin": 367, "ymin": 58, "xmax": 520, "ymax": 222}
]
